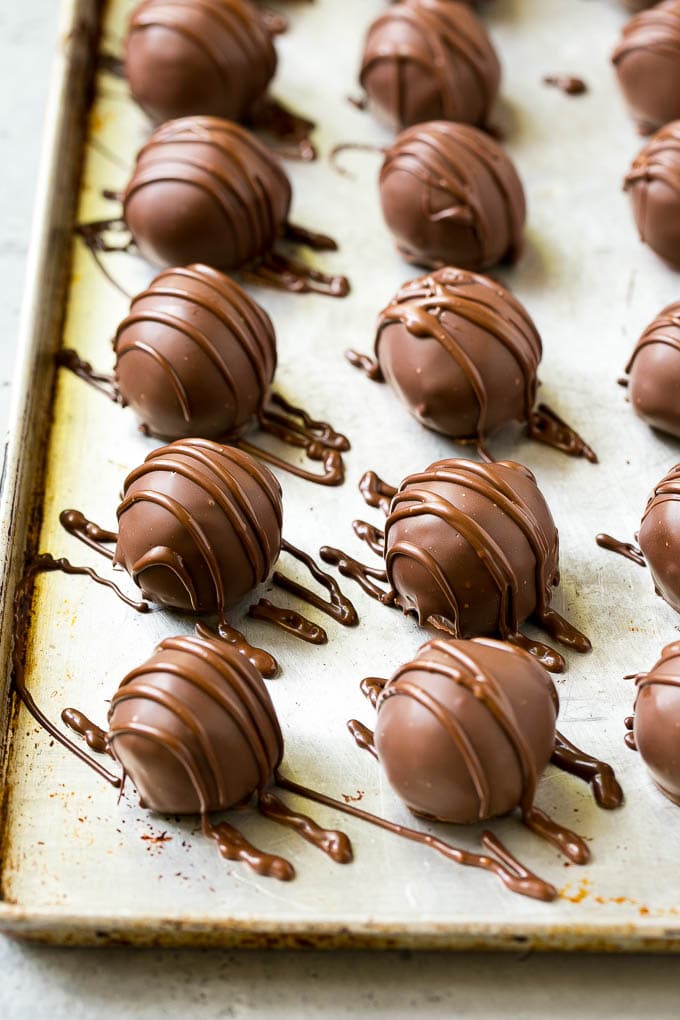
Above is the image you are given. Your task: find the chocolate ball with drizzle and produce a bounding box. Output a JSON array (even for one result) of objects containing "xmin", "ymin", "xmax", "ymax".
[
  {"xmin": 379, "ymin": 121, "xmax": 525, "ymax": 270},
  {"xmin": 625, "ymin": 299, "xmax": 680, "ymax": 438},
  {"xmin": 114, "ymin": 264, "xmax": 276, "ymax": 440},
  {"xmin": 114, "ymin": 439, "xmax": 282, "ymax": 614},
  {"xmin": 108, "ymin": 627, "xmax": 284, "ymax": 815},
  {"xmin": 627, "ymin": 640, "xmax": 680, "ymax": 806},
  {"xmin": 124, "ymin": 117, "xmax": 290, "ymax": 271},
  {"xmin": 637, "ymin": 463, "xmax": 680, "ymax": 615},
  {"xmin": 125, "ymin": 0, "xmax": 277, "ymax": 125},
  {"xmin": 613, "ymin": 1, "xmax": 680, "ymax": 135},
  {"xmin": 624, "ymin": 121, "xmax": 680, "ymax": 267},
  {"xmin": 383, "ymin": 459, "xmax": 590, "ymax": 668},
  {"xmin": 359, "ymin": 0, "xmax": 500, "ymax": 131}
]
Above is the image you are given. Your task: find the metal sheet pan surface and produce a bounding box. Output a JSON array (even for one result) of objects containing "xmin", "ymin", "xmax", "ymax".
[{"xmin": 2, "ymin": 0, "xmax": 680, "ymax": 949}]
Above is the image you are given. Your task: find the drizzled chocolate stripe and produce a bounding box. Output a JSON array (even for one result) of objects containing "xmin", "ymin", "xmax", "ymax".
[{"xmin": 626, "ymin": 301, "xmax": 680, "ymax": 373}]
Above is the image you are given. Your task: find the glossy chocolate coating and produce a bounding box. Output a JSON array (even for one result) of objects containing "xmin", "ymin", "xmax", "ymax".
[
  {"xmin": 379, "ymin": 121, "xmax": 525, "ymax": 270},
  {"xmin": 638, "ymin": 463, "xmax": 680, "ymax": 614},
  {"xmin": 613, "ymin": 1, "xmax": 680, "ymax": 132},
  {"xmin": 114, "ymin": 439, "xmax": 283, "ymax": 613},
  {"xmin": 108, "ymin": 631, "xmax": 283, "ymax": 814},
  {"xmin": 374, "ymin": 267, "xmax": 541, "ymax": 442},
  {"xmin": 384, "ymin": 458, "xmax": 559, "ymax": 637},
  {"xmin": 360, "ymin": 0, "xmax": 500, "ymax": 131},
  {"xmin": 626, "ymin": 300, "xmax": 680, "ymax": 437},
  {"xmin": 625, "ymin": 121, "xmax": 680, "ymax": 266},
  {"xmin": 375, "ymin": 637, "xmax": 557, "ymax": 823},
  {"xmin": 115, "ymin": 264, "xmax": 276, "ymax": 439},
  {"xmin": 125, "ymin": 0, "xmax": 276, "ymax": 124},
  {"xmin": 123, "ymin": 116, "xmax": 291, "ymax": 271},
  {"xmin": 632, "ymin": 641, "xmax": 680, "ymax": 804}
]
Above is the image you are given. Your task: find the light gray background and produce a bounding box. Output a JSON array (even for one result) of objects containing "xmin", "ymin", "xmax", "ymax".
[{"xmin": 1, "ymin": 2, "xmax": 680, "ymax": 1017}]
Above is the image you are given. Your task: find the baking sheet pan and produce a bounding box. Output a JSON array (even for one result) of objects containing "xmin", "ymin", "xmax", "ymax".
[{"xmin": 3, "ymin": 0, "xmax": 680, "ymax": 949}]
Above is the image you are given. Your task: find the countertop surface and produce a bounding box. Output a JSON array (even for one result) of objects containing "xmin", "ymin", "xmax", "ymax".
[{"xmin": 1, "ymin": 1, "xmax": 680, "ymax": 1017}]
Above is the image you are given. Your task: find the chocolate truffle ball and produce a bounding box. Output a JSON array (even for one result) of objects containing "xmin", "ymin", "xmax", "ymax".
[
  {"xmin": 631, "ymin": 640, "xmax": 680, "ymax": 805},
  {"xmin": 624, "ymin": 121, "xmax": 680, "ymax": 266},
  {"xmin": 626, "ymin": 300, "xmax": 680, "ymax": 437},
  {"xmin": 384, "ymin": 458, "xmax": 560, "ymax": 639},
  {"xmin": 360, "ymin": 0, "xmax": 500, "ymax": 131},
  {"xmin": 114, "ymin": 438, "xmax": 283, "ymax": 613},
  {"xmin": 114, "ymin": 264, "xmax": 276, "ymax": 440},
  {"xmin": 123, "ymin": 116, "xmax": 291, "ymax": 271},
  {"xmin": 613, "ymin": 1, "xmax": 680, "ymax": 133},
  {"xmin": 125, "ymin": 0, "xmax": 276, "ymax": 125},
  {"xmin": 379, "ymin": 121, "xmax": 525, "ymax": 270},
  {"xmin": 108, "ymin": 629, "xmax": 283, "ymax": 814},
  {"xmin": 375, "ymin": 637, "xmax": 558, "ymax": 823},
  {"xmin": 374, "ymin": 267, "xmax": 540, "ymax": 445},
  {"xmin": 638, "ymin": 463, "xmax": 680, "ymax": 614}
]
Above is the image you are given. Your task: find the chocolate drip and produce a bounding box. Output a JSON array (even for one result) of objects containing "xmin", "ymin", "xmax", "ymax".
[
  {"xmin": 60, "ymin": 509, "xmax": 118, "ymax": 560},
  {"xmin": 61, "ymin": 708, "xmax": 111, "ymax": 756},
  {"xmin": 274, "ymin": 539, "xmax": 358, "ymax": 626},
  {"xmin": 507, "ymin": 632, "xmax": 566, "ymax": 675},
  {"xmin": 258, "ymin": 790, "xmax": 353, "ymax": 863},
  {"xmin": 345, "ymin": 349, "xmax": 384, "ymax": 381},
  {"xmin": 319, "ymin": 546, "xmax": 396, "ymax": 605},
  {"xmin": 75, "ymin": 217, "xmax": 134, "ymax": 298},
  {"xmin": 352, "ymin": 520, "xmax": 385, "ymax": 557},
  {"xmin": 98, "ymin": 51, "xmax": 125, "ymax": 77},
  {"xmin": 360, "ymin": 676, "xmax": 387, "ymax": 709},
  {"xmin": 347, "ymin": 719, "xmax": 378, "ymax": 760},
  {"xmin": 552, "ymin": 731, "xmax": 623, "ymax": 809},
  {"xmin": 242, "ymin": 251, "xmax": 350, "ymax": 298},
  {"xmin": 528, "ymin": 404, "xmax": 598, "ymax": 463},
  {"xmin": 359, "ymin": 470, "xmax": 396, "ymax": 514},
  {"xmin": 249, "ymin": 598, "xmax": 327, "ymax": 644},
  {"xmin": 248, "ymin": 98, "xmax": 317, "ymax": 162},
  {"xmin": 275, "ymin": 772, "xmax": 556, "ymax": 902},
  {"xmin": 257, "ymin": 6, "xmax": 288, "ymax": 35},
  {"xmin": 282, "ymin": 222, "xmax": 337, "ymax": 251},
  {"xmin": 56, "ymin": 349, "xmax": 120, "ymax": 403},
  {"xmin": 329, "ymin": 141, "xmax": 385, "ymax": 179},
  {"xmin": 198, "ymin": 620, "xmax": 277, "ymax": 680},
  {"xmin": 381, "ymin": 639, "xmax": 590, "ymax": 863},
  {"xmin": 11, "ymin": 557, "xmax": 123, "ymax": 787},
  {"xmin": 203, "ymin": 816, "xmax": 294, "ymax": 880},
  {"xmin": 596, "ymin": 533, "xmax": 646, "ymax": 566},
  {"xmin": 542, "ymin": 74, "xmax": 587, "ymax": 95}
]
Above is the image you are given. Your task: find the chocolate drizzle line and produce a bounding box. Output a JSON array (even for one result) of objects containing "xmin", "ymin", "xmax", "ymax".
[
  {"xmin": 359, "ymin": 470, "xmax": 397, "ymax": 514},
  {"xmin": 542, "ymin": 75, "xmax": 587, "ymax": 96},
  {"xmin": 61, "ymin": 709, "xmax": 111, "ymax": 756},
  {"xmin": 350, "ymin": 270, "xmax": 596, "ymax": 463},
  {"xmin": 249, "ymin": 598, "xmax": 328, "ymax": 645},
  {"xmin": 319, "ymin": 546, "xmax": 397, "ymax": 606},
  {"xmin": 241, "ymin": 251, "xmax": 350, "ymax": 298},
  {"xmin": 274, "ymin": 539, "xmax": 359, "ymax": 627},
  {"xmin": 198, "ymin": 620, "xmax": 277, "ymax": 680},
  {"xmin": 11, "ymin": 557, "xmax": 123, "ymax": 787},
  {"xmin": 624, "ymin": 714, "xmax": 637, "ymax": 751},
  {"xmin": 275, "ymin": 772, "xmax": 557, "ymax": 902},
  {"xmin": 347, "ymin": 718, "xmax": 379, "ymax": 760},
  {"xmin": 56, "ymin": 350, "xmax": 120, "ymax": 403},
  {"xmin": 258, "ymin": 790, "xmax": 353, "ymax": 863},
  {"xmin": 596, "ymin": 533, "xmax": 646, "ymax": 567},
  {"xmin": 248, "ymin": 98, "xmax": 317, "ymax": 161},
  {"xmin": 379, "ymin": 640, "xmax": 590, "ymax": 863},
  {"xmin": 203, "ymin": 817, "xmax": 294, "ymax": 880},
  {"xmin": 60, "ymin": 509, "xmax": 118, "ymax": 560},
  {"xmin": 552, "ymin": 731, "xmax": 624, "ymax": 809},
  {"xmin": 626, "ymin": 302, "xmax": 680, "ymax": 377},
  {"xmin": 75, "ymin": 216, "xmax": 135, "ymax": 298},
  {"xmin": 627, "ymin": 647, "xmax": 680, "ymax": 783}
]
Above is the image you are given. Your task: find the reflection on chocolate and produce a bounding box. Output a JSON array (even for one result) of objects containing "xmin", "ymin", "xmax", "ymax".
[
  {"xmin": 628, "ymin": 641, "xmax": 680, "ymax": 805},
  {"xmin": 115, "ymin": 264, "xmax": 277, "ymax": 440},
  {"xmin": 379, "ymin": 121, "xmax": 525, "ymax": 270},
  {"xmin": 348, "ymin": 267, "xmax": 596, "ymax": 462},
  {"xmin": 360, "ymin": 0, "xmax": 500, "ymax": 131},
  {"xmin": 613, "ymin": 1, "xmax": 680, "ymax": 134},
  {"xmin": 114, "ymin": 439, "xmax": 283, "ymax": 614},
  {"xmin": 108, "ymin": 630, "xmax": 283, "ymax": 815},
  {"xmin": 638, "ymin": 463, "xmax": 680, "ymax": 614},
  {"xmin": 125, "ymin": 0, "xmax": 277, "ymax": 125},
  {"xmin": 625, "ymin": 300, "xmax": 680, "ymax": 436},
  {"xmin": 624, "ymin": 121, "xmax": 680, "ymax": 266},
  {"xmin": 122, "ymin": 116, "xmax": 348, "ymax": 294}
]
